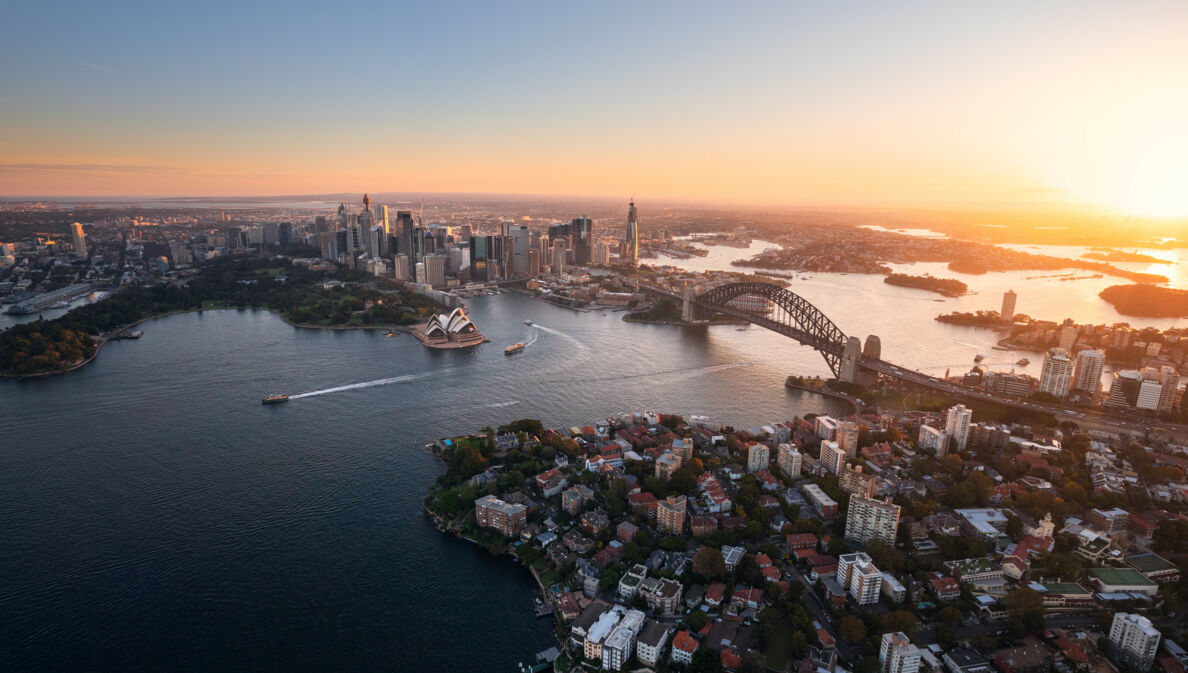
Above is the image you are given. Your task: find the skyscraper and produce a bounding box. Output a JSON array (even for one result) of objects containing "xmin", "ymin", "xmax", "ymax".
[
  {"xmin": 944, "ymin": 404, "xmax": 972, "ymax": 451},
  {"xmin": 508, "ymin": 224, "xmax": 530, "ymax": 276},
  {"xmin": 552, "ymin": 238, "xmax": 567, "ymax": 275},
  {"xmin": 625, "ymin": 200, "xmax": 639, "ymax": 266},
  {"xmin": 424, "ymin": 254, "xmax": 446, "ymax": 288},
  {"xmin": 1158, "ymin": 366, "xmax": 1179, "ymax": 414},
  {"xmin": 70, "ymin": 222, "xmax": 87, "ymax": 257},
  {"xmin": 1106, "ymin": 370, "xmax": 1143, "ymax": 408},
  {"xmin": 1072, "ymin": 349, "xmax": 1105, "ymax": 395},
  {"xmin": 1001, "ymin": 290, "xmax": 1017, "ymax": 323},
  {"xmin": 571, "ymin": 216, "xmax": 592, "ymax": 265},
  {"xmin": 1038, "ymin": 347, "xmax": 1073, "ymax": 398}
]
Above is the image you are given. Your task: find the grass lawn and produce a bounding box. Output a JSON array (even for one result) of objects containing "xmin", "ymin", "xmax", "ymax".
[{"xmin": 763, "ymin": 618, "xmax": 794, "ymax": 670}]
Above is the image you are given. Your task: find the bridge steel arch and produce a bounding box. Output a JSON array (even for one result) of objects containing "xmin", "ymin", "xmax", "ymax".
[{"xmin": 690, "ymin": 281, "xmax": 850, "ymax": 376}]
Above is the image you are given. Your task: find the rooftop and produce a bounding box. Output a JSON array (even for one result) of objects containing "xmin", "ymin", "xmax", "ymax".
[
  {"xmin": 1126, "ymin": 552, "xmax": 1177, "ymax": 574},
  {"xmin": 1088, "ymin": 567, "xmax": 1156, "ymax": 587}
]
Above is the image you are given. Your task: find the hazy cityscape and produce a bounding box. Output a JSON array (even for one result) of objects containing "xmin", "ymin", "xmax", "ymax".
[{"xmin": 5, "ymin": 3, "xmax": 1188, "ymax": 673}]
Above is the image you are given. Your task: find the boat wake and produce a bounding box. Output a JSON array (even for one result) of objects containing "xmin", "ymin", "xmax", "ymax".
[
  {"xmin": 530, "ymin": 324, "xmax": 587, "ymax": 350},
  {"xmin": 289, "ymin": 373, "xmax": 422, "ymax": 399},
  {"xmin": 482, "ymin": 400, "xmax": 520, "ymax": 408}
]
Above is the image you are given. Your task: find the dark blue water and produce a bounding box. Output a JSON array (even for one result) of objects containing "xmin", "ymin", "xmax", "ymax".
[{"xmin": 0, "ymin": 293, "xmax": 849, "ymax": 672}]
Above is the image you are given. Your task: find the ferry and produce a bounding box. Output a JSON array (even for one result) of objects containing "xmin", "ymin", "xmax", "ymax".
[
  {"xmin": 1016, "ymin": 358, "xmax": 1030, "ymax": 366},
  {"xmin": 505, "ymin": 343, "xmax": 525, "ymax": 355},
  {"xmin": 973, "ymin": 354, "xmax": 985, "ymax": 363},
  {"xmin": 262, "ymin": 394, "xmax": 289, "ymax": 405}
]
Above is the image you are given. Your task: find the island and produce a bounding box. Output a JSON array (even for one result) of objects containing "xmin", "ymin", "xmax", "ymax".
[
  {"xmin": 935, "ymin": 310, "xmax": 1011, "ymax": 327},
  {"xmin": 1099, "ymin": 283, "xmax": 1188, "ymax": 318},
  {"xmin": 0, "ymin": 255, "xmax": 442, "ymax": 377},
  {"xmin": 883, "ymin": 273, "xmax": 967, "ymax": 297},
  {"xmin": 1082, "ymin": 250, "xmax": 1167, "ymax": 263}
]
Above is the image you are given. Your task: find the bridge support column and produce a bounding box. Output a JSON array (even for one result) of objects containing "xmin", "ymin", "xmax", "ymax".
[
  {"xmin": 681, "ymin": 285, "xmax": 699, "ymax": 322},
  {"xmin": 839, "ymin": 336, "xmax": 861, "ymax": 383}
]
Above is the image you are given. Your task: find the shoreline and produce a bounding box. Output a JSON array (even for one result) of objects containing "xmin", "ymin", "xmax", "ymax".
[
  {"xmin": 1, "ymin": 306, "xmax": 419, "ymax": 380},
  {"xmin": 784, "ymin": 379, "xmax": 861, "ymax": 412}
]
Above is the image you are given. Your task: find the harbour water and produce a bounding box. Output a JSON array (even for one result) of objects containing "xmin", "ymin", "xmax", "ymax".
[{"xmin": 2, "ymin": 235, "xmax": 1182, "ymax": 671}]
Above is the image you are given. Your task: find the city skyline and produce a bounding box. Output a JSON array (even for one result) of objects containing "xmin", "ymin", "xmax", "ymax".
[{"xmin": 3, "ymin": 2, "xmax": 1188, "ymax": 217}]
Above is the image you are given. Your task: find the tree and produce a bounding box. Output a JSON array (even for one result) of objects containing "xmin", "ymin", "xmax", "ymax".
[
  {"xmin": 938, "ymin": 606, "xmax": 963, "ymax": 626},
  {"xmin": 881, "ymin": 610, "xmax": 919, "ymax": 634},
  {"xmin": 688, "ymin": 610, "xmax": 710, "ymax": 632},
  {"xmin": 693, "ymin": 546, "xmax": 727, "ymax": 579},
  {"xmin": 1003, "ymin": 587, "xmax": 1044, "ymax": 634},
  {"xmin": 689, "ymin": 644, "xmax": 723, "ymax": 673},
  {"xmin": 838, "ymin": 615, "xmax": 867, "ymax": 643}
]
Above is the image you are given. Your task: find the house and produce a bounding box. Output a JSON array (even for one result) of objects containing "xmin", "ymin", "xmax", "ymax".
[
  {"xmin": 581, "ymin": 510, "xmax": 611, "ymax": 535},
  {"xmin": 534, "ymin": 468, "xmax": 568, "ymax": 497},
  {"xmin": 721, "ymin": 545, "xmax": 745, "ymax": 571},
  {"xmin": 786, "ymin": 532, "xmax": 819, "ymax": 553},
  {"xmin": 670, "ymin": 630, "xmax": 699, "ymax": 666},
  {"xmin": 930, "ymin": 576, "xmax": 961, "ymax": 602},
  {"xmin": 731, "ymin": 586, "xmax": 764, "ymax": 610},
  {"xmin": 636, "ymin": 620, "xmax": 670, "ymax": 667},
  {"xmin": 691, "ymin": 516, "xmax": 718, "ymax": 537},
  {"xmin": 704, "ymin": 582, "xmax": 726, "ymax": 607}
]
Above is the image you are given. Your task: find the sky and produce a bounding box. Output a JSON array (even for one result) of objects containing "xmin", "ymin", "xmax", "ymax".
[{"xmin": 2, "ymin": 1, "xmax": 1188, "ymax": 215}]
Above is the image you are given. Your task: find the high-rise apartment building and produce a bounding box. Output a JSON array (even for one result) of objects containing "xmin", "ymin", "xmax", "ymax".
[
  {"xmin": 845, "ymin": 495, "xmax": 901, "ymax": 546},
  {"xmin": 1106, "ymin": 370, "xmax": 1143, "ymax": 408},
  {"xmin": 820, "ymin": 441, "xmax": 845, "ymax": 475},
  {"xmin": 657, "ymin": 495, "xmax": 687, "ymax": 534},
  {"xmin": 776, "ymin": 443, "xmax": 802, "ymax": 478},
  {"xmin": 1038, "ymin": 347, "xmax": 1073, "ymax": 398},
  {"xmin": 746, "ymin": 443, "xmax": 769, "ymax": 473},
  {"xmin": 1159, "ymin": 366, "xmax": 1179, "ymax": 414},
  {"xmin": 1001, "ymin": 290, "xmax": 1016, "ymax": 323},
  {"xmin": 424, "ymin": 254, "xmax": 446, "ymax": 288},
  {"xmin": 945, "ymin": 404, "xmax": 972, "ymax": 451},
  {"xmin": 836, "ymin": 422, "xmax": 860, "ymax": 461},
  {"xmin": 1109, "ymin": 612, "xmax": 1160, "ymax": 672},
  {"xmin": 1072, "ymin": 349, "xmax": 1105, "ymax": 395},
  {"xmin": 837, "ymin": 552, "xmax": 881, "ymax": 605},
  {"xmin": 918, "ymin": 425, "xmax": 946, "ymax": 455},
  {"xmin": 880, "ymin": 632, "xmax": 921, "ymax": 673}
]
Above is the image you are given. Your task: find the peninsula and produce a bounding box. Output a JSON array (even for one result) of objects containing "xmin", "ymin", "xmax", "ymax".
[{"xmin": 883, "ymin": 273, "xmax": 967, "ymax": 297}]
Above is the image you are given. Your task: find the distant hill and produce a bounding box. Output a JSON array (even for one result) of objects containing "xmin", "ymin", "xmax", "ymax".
[{"xmin": 1099, "ymin": 284, "xmax": 1188, "ymax": 318}]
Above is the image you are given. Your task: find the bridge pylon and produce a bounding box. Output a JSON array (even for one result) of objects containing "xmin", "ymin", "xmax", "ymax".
[
  {"xmin": 839, "ymin": 336, "xmax": 862, "ymax": 383},
  {"xmin": 681, "ymin": 284, "xmax": 700, "ymax": 322}
]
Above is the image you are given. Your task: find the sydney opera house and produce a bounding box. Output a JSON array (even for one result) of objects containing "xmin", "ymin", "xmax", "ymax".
[{"xmin": 414, "ymin": 308, "xmax": 486, "ymax": 349}]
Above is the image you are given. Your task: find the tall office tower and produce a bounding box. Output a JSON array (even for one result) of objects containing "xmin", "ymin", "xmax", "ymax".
[
  {"xmin": 70, "ymin": 222, "xmax": 87, "ymax": 257},
  {"xmin": 746, "ymin": 443, "xmax": 769, "ymax": 473},
  {"xmin": 571, "ymin": 216, "xmax": 592, "ymax": 265},
  {"xmin": 314, "ymin": 215, "xmax": 328, "ymax": 234},
  {"xmin": 537, "ymin": 234, "xmax": 551, "ymax": 266},
  {"xmin": 776, "ymin": 443, "xmax": 801, "ymax": 478},
  {"xmin": 944, "ymin": 404, "xmax": 972, "ymax": 451},
  {"xmin": 1072, "ymin": 349, "xmax": 1105, "ymax": 394},
  {"xmin": 1038, "ymin": 347, "xmax": 1073, "ymax": 398},
  {"xmin": 1106, "ymin": 370, "xmax": 1143, "ymax": 408},
  {"xmin": 262, "ymin": 222, "xmax": 280, "ymax": 246},
  {"xmin": 552, "ymin": 238, "xmax": 567, "ymax": 275},
  {"xmin": 397, "ymin": 211, "xmax": 417, "ymax": 262},
  {"xmin": 424, "ymin": 254, "xmax": 446, "ymax": 288},
  {"xmin": 509, "ymin": 224, "xmax": 530, "ymax": 276},
  {"xmin": 414, "ymin": 261, "xmax": 426, "ymax": 285},
  {"xmin": 278, "ymin": 222, "xmax": 293, "ymax": 246},
  {"xmin": 1158, "ymin": 366, "xmax": 1179, "ymax": 414},
  {"xmin": 880, "ymin": 632, "xmax": 921, "ymax": 673},
  {"xmin": 593, "ymin": 240, "xmax": 611, "ymax": 265},
  {"xmin": 376, "ymin": 205, "xmax": 389, "ymax": 235},
  {"xmin": 1109, "ymin": 613, "xmax": 1160, "ymax": 672},
  {"xmin": 625, "ymin": 200, "xmax": 639, "ymax": 266},
  {"xmin": 845, "ymin": 495, "xmax": 901, "ymax": 545},
  {"xmin": 1001, "ymin": 290, "xmax": 1017, "ymax": 323},
  {"xmin": 470, "ymin": 235, "xmax": 504, "ymax": 282},
  {"xmin": 527, "ymin": 248, "xmax": 540, "ymax": 276},
  {"xmin": 337, "ymin": 202, "xmax": 349, "ymax": 230},
  {"xmin": 393, "ymin": 254, "xmax": 410, "ymax": 281}
]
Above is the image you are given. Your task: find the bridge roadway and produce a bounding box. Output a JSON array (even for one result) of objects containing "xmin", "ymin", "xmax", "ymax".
[{"xmin": 640, "ymin": 282, "xmax": 1188, "ymax": 440}]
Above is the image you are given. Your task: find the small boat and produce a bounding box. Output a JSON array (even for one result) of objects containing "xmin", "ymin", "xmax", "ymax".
[
  {"xmin": 1016, "ymin": 358, "xmax": 1030, "ymax": 366},
  {"xmin": 973, "ymin": 354, "xmax": 985, "ymax": 362},
  {"xmin": 384, "ymin": 330, "xmax": 395, "ymax": 338},
  {"xmin": 262, "ymin": 394, "xmax": 289, "ymax": 405},
  {"xmin": 736, "ymin": 326, "xmax": 749, "ymax": 331},
  {"xmin": 523, "ymin": 320, "xmax": 534, "ymax": 326},
  {"xmin": 505, "ymin": 343, "xmax": 525, "ymax": 355}
]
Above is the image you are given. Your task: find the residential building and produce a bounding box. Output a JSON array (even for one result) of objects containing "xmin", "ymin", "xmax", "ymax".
[
  {"xmin": 584, "ymin": 606, "xmax": 625, "ymax": 661},
  {"xmin": 838, "ymin": 552, "xmax": 882, "ymax": 605},
  {"xmin": 636, "ymin": 620, "xmax": 669, "ymax": 667},
  {"xmin": 803, "ymin": 484, "xmax": 839, "ymax": 518},
  {"xmin": 880, "ymin": 632, "xmax": 921, "ymax": 673},
  {"xmin": 1038, "ymin": 347, "xmax": 1073, "ymax": 398},
  {"xmin": 845, "ymin": 495, "xmax": 901, "ymax": 546},
  {"xmin": 943, "ymin": 648, "xmax": 992, "ymax": 673},
  {"xmin": 1109, "ymin": 613, "xmax": 1160, "ymax": 672},
  {"xmin": 474, "ymin": 495, "xmax": 527, "ymax": 536},
  {"xmin": 624, "ymin": 200, "xmax": 639, "ymax": 266},
  {"xmin": 1001, "ymin": 290, "xmax": 1016, "ymax": 323},
  {"xmin": 639, "ymin": 577, "xmax": 684, "ymax": 616},
  {"xmin": 1137, "ymin": 379, "xmax": 1163, "ymax": 411},
  {"xmin": 836, "ymin": 422, "xmax": 861, "ymax": 460},
  {"xmin": 820, "ymin": 440, "xmax": 845, "ymax": 475},
  {"xmin": 1071, "ymin": 349, "xmax": 1105, "ymax": 395},
  {"xmin": 747, "ymin": 443, "xmax": 770, "ymax": 472},
  {"xmin": 918, "ymin": 425, "xmax": 946, "ymax": 455},
  {"xmin": 655, "ymin": 452, "xmax": 682, "ymax": 481},
  {"xmin": 657, "ymin": 495, "xmax": 687, "ymax": 535},
  {"xmin": 670, "ymin": 630, "xmax": 699, "ymax": 665},
  {"xmin": 562, "ymin": 484, "xmax": 594, "ymax": 515},
  {"xmin": 1159, "ymin": 366, "xmax": 1180, "ymax": 413},
  {"xmin": 602, "ymin": 608, "xmax": 646, "ymax": 671},
  {"xmin": 777, "ymin": 443, "xmax": 802, "ymax": 478},
  {"xmin": 815, "ymin": 416, "xmax": 839, "ymax": 440},
  {"xmin": 945, "ymin": 404, "xmax": 972, "ymax": 451},
  {"xmin": 839, "ymin": 464, "xmax": 877, "ymax": 497},
  {"xmin": 70, "ymin": 222, "xmax": 87, "ymax": 257}
]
